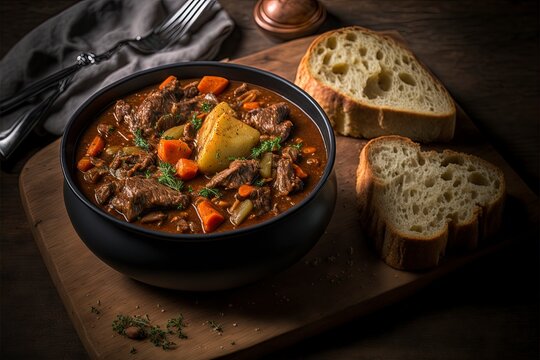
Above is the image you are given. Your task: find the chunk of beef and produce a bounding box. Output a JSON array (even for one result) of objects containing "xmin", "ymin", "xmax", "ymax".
[
  {"xmin": 281, "ymin": 146, "xmax": 300, "ymax": 162},
  {"xmin": 109, "ymin": 151, "xmax": 155, "ymax": 179},
  {"xmin": 109, "ymin": 177, "xmax": 190, "ymax": 221},
  {"xmin": 250, "ymin": 186, "xmax": 272, "ymax": 215},
  {"xmin": 117, "ymin": 78, "xmax": 184, "ymax": 135},
  {"xmin": 97, "ymin": 123, "xmax": 115, "ymax": 138},
  {"xmin": 132, "ymin": 92, "xmax": 180, "ymax": 135},
  {"xmin": 83, "ymin": 166, "xmax": 109, "ymax": 184},
  {"xmin": 274, "ymin": 158, "xmax": 303, "ymax": 196},
  {"xmin": 95, "ymin": 181, "xmax": 118, "ymax": 205},
  {"xmin": 243, "ymin": 103, "xmax": 293, "ymax": 142},
  {"xmin": 160, "ymin": 77, "xmax": 184, "ymax": 97},
  {"xmin": 170, "ymin": 213, "xmax": 195, "ymax": 233},
  {"xmin": 182, "ymin": 121, "xmax": 197, "ymax": 142},
  {"xmin": 114, "ymin": 100, "xmax": 133, "ymax": 125},
  {"xmin": 175, "ymin": 218, "xmax": 191, "ymax": 233},
  {"xmin": 206, "ymin": 160, "xmax": 259, "ymax": 190},
  {"xmin": 140, "ymin": 211, "xmax": 167, "ymax": 225},
  {"xmin": 183, "ymin": 81, "xmax": 199, "ymax": 98},
  {"xmin": 88, "ymin": 156, "xmax": 106, "ymax": 167},
  {"xmin": 172, "ymin": 93, "xmax": 219, "ymax": 115}
]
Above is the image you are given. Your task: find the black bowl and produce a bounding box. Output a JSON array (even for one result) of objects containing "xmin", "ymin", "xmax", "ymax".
[{"xmin": 61, "ymin": 62, "xmax": 336, "ymax": 291}]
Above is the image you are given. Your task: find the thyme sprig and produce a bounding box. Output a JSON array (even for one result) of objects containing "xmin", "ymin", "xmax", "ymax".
[
  {"xmin": 148, "ymin": 326, "xmax": 174, "ymax": 349},
  {"xmin": 112, "ymin": 314, "xmax": 178, "ymax": 350},
  {"xmin": 167, "ymin": 314, "xmax": 188, "ymax": 339},
  {"xmin": 198, "ymin": 187, "xmax": 222, "ymax": 199},
  {"xmin": 158, "ymin": 162, "xmax": 184, "ymax": 192},
  {"xmin": 251, "ymin": 137, "xmax": 281, "ymax": 158}
]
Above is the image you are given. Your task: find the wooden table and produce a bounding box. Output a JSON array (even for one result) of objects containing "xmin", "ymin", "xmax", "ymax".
[{"xmin": 1, "ymin": 1, "xmax": 538, "ymax": 359}]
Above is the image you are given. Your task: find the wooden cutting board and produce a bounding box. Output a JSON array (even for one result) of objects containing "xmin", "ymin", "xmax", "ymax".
[{"xmin": 20, "ymin": 35, "xmax": 538, "ymax": 360}]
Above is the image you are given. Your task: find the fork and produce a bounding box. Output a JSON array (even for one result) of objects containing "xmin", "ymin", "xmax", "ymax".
[
  {"xmin": 0, "ymin": 0, "xmax": 215, "ymax": 115},
  {"xmin": 0, "ymin": 0, "xmax": 216, "ymax": 160}
]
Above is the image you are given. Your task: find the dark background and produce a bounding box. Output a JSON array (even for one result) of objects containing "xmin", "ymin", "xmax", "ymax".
[{"xmin": 1, "ymin": 1, "xmax": 538, "ymax": 359}]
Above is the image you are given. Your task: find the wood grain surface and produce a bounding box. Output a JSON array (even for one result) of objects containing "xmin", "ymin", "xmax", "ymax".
[
  {"xmin": 18, "ymin": 35, "xmax": 539, "ymax": 359},
  {"xmin": 1, "ymin": 1, "xmax": 539, "ymax": 359}
]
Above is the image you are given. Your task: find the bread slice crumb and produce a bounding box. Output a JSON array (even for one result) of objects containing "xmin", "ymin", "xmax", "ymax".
[
  {"xmin": 295, "ymin": 26, "xmax": 456, "ymax": 142},
  {"xmin": 356, "ymin": 136, "xmax": 505, "ymax": 270}
]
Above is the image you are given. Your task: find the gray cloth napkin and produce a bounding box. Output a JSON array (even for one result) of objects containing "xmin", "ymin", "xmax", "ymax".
[{"xmin": 0, "ymin": 0, "xmax": 234, "ymax": 135}]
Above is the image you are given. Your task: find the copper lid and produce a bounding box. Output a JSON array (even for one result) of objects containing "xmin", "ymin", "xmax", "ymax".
[{"xmin": 253, "ymin": 0, "xmax": 326, "ymax": 40}]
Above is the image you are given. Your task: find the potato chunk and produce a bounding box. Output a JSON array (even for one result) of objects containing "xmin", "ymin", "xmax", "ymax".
[{"xmin": 196, "ymin": 102, "xmax": 260, "ymax": 174}]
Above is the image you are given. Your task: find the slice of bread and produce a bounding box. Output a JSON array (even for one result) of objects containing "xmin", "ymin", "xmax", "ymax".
[
  {"xmin": 356, "ymin": 136, "xmax": 505, "ymax": 270},
  {"xmin": 295, "ymin": 26, "xmax": 456, "ymax": 142}
]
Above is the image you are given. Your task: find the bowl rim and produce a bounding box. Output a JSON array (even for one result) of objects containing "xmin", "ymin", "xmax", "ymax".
[{"xmin": 61, "ymin": 61, "xmax": 336, "ymax": 243}]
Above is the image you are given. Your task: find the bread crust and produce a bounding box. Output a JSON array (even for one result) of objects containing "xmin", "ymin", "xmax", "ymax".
[
  {"xmin": 356, "ymin": 136, "xmax": 505, "ymax": 270},
  {"xmin": 295, "ymin": 26, "xmax": 456, "ymax": 143}
]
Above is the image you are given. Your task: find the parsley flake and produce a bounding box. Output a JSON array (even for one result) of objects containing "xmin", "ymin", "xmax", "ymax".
[
  {"xmin": 200, "ymin": 102, "xmax": 213, "ymax": 113},
  {"xmin": 190, "ymin": 113, "xmax": 203, "ymax": 130},
  {"xmin": 291, "ymin": 142, "xmax": 303, "ymax": 150},
  {"xmin": 134, "ymin": 129, "xmax": 150, "ymax": 150}
]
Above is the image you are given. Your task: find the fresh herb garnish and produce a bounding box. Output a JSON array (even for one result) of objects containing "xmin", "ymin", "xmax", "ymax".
[
  {"xmin": 108, "ymin": 125, "xmax": 116, "ymax": 133},
  {"xmin": 186, "ymin": 185, "xmax": 194, "ymax": 194},
  {"xmin": 166, "ymin": 314, "xmax": 188, "ymax": 339},
  {"xmin": 158, "ymin": 162, "xmax": 183, "ymax": 191},
  {"xmin": 254, "ymin": 178, "xmax": 265, "ymax": 187},
  {"xmin": 190, "ymin": 113, "xmax": 203, "ymax": 130},
  {"xmin": 134, "ymin": 129, "xmax": 150, "ymax": 150},
  {"xmin": 148, "ymin": 326, "xmax": 175, "ymax": 349},
  {"xmin": 112, "ymin": 314, "xmax": 179, "ymax": 350},
  {"xmin": 291, "ymin": 142, "xmax": 303, "ymax": 150},
  {"xmin": 198, "ymin": 187, "xmax": 222, "ymax": 199},
  {"xmin": 200, "ymin": 102, "xmax": 212, "ymax": 113},
  {"xmin": 162, "ymin": 135, "xmax": 175, "ymax": 140},
  {"xmin": 145, "ymin": 169, "xmax": 152, "ymax": 179},
  {"xmin": 112, "ymin": 314, "xmax": 148, "ymax": 335},
  {"xmin": 251, "ymin": 137, "xmax": 281, "ymax": 158}
]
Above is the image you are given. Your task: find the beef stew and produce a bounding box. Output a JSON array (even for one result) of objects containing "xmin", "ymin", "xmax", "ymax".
[{"xmin": 75, "ymin": 75, "xmax": 327, "ymax": 233}]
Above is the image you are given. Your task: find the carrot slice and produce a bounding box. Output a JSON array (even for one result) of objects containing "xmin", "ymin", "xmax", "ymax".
[
  {"xmin": 176, "ymin": 158, "xmax": 199, "ymax": 180},
  {"xmin": 242, "ymin": 102, "xmax": 260, "ymax": 111},
  {"xmin": 238, "ymin": 184, "xmax": 255, "ymax": 198},
  {"xmin": 302, "ymin": 146, "xmax": 317, "ymax": 155},
  {"xmin": 292, "ymin": 164, "xmax": 308, "ymax": 179},
  {"xmin": 77, "ymin": 157, "xmax": 93, "ymax": 172},
  {"xmin": 86, "ymin": 135, "xmax": 105, "ymax": 157},
  {"xmin": 157, "ymin": 139, "xmax": 192, "ymax": 165},
  {"xmin": 159, "ymin": 75, "xmax": 177, "ymax": 90},
  {"xmin": 196, "ymin": 200, "xmax": 225, "ymax": 233},
  {"xmin": 197, "ymin": 76, "xmax": 229, "ymax": 95}
]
